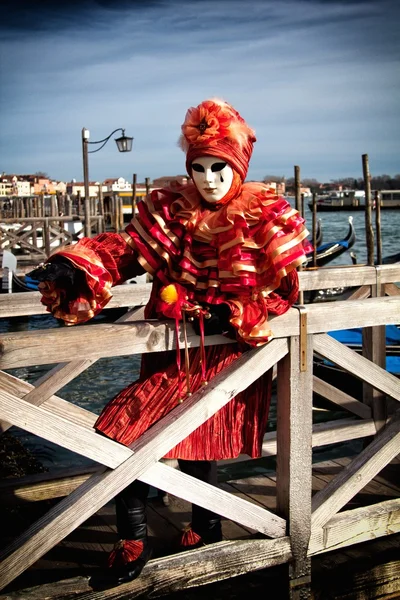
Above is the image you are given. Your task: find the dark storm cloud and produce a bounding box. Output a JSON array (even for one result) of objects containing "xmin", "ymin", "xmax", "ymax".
[
  {"xmin": 0, "ymin": 0, "xmax": 399, "ymax": 181},
  {"xmin": 0, "ymin": 0, "xmax": 164, "ymax": 32}
]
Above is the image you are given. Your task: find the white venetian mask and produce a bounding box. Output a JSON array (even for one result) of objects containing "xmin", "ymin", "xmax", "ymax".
[{"xmin": 191, "ymin": 156, "xmax": 234, "ymax": 203}]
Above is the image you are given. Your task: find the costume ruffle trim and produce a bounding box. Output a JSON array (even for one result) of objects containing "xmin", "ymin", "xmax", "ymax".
[{"xmin": 39, "ymin": 242, "xmax": 114, "ymax": 325}]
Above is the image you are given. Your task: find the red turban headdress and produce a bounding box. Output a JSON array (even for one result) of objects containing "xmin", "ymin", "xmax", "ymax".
[{"xmin": 179, "ymin": 98, "xmax": 256, "ymax": 182}]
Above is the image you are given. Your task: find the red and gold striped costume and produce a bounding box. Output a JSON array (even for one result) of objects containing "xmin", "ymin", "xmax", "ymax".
[{"xmin": 39, "ymin": 181, "xmax": 308, "ymax": 460}]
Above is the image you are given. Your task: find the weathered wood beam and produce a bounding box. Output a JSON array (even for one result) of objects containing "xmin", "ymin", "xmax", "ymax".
[
  {"xmin": 276, "ymin": 335, "xmax": 313, "ymax": 598},
  {"xmin": 298, "ymin": 264, "xmax": 400, "ymax": 291},
  {"xmin": 0, "ymin": 304, "xmax": 149, "ymax": 434},
  {"xmin": 1, "ymin": 296, "xmax": 399, "ymax": 369},
  {"xmin": 311, "ymin": 411, "xmax": 400, "ymax": 528},
  {"xmin": 141, "ymin": 462, "xmax": 286, "ymax": 537},
  {"xmin": 313, "ymin": 375, "xmax": 372, "ymax": 419},
  {"xmin": 0, "ymin": 418, "xmax": 377, "ymax": 504},
  {"xmin": 385, "ymin": 282, "xmax": 400, "ymax": 296},
  {"xmin": 1, "ymin": 501, "xmax": 398, "ymax": 600},
  {"xmin": 0, "ymin": 339, "xmax": 288, "ymax": 591},
  {"xmin": 0, "ymin": 538, "xmax": 293, "ymax": 600},
  {"xmin": 0, "ymin": 389, "xmax": 132, "ymax": 468},
  {"xmin": 0, "ymin": 264, "xmax": 399, "ymax": 318},
  {"xmin": 0, "ymin": 371, "xmax": 95, "ymax": 429},
  {"xmin": 310, "ymin": 498, "xmax": 400, "ymax": 555},
  {"xmin": 346, "ymin": 285, "xmax": 371, "ymax": 300},
  {"xmin": 313, "ymin": 334, "xmax": 400, "ymax": 402}
]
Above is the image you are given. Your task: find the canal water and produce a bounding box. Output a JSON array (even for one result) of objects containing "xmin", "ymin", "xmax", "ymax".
[{"xmin": 1, "ymin": 205, "xmax": 399, "ymax": 475}]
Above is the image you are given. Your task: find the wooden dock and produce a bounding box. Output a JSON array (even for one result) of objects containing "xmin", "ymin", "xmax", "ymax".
[
  {"xmin": 0, "ymin": 452, "xmax": 399, "ymax": 599},
  {"xmin": 0, "ymin": 264, "xmax": 399, "ymax": 599}
]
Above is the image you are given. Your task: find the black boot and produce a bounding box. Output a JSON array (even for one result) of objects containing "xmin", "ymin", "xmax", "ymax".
[
  {"xmin": 178, "ymin": 460, "xmax": 222, "ymax": 549},
  {"xmin": 108, "ymin": 480, "xmax": 152, "ymax": 585}
]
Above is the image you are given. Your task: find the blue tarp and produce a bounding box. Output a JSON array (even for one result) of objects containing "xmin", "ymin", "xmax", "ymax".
[
  {"xmin": 329, "ymin": 325, "xmax": 400, "ymax": 346},
  {"xmin": 327, "ymin": 325, "xmax": 400, "ymax": 374}
]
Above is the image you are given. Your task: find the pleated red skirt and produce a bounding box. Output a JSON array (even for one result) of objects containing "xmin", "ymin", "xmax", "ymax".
[{"xmin": 94, "ymin": 344, "xmax": 272, "ymax": 461}]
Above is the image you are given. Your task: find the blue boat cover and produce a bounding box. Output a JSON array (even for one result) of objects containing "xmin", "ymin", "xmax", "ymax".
[
  {"xmin": 327, "ymin": 325, "xmax": 400, "ymax": 374},
  {"xmin": 329, "ymin": 325, "xmax": 400, "ymax": 346}
]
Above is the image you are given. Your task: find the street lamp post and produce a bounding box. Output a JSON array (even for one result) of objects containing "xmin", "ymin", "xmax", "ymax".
[{"xmin": 81, "ymin": 127, "xmax": 133, "ymax": 238}]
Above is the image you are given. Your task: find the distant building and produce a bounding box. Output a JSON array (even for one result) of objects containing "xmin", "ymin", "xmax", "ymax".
[
  {"xmin": 0, "ymin": 174, "xmax": 31, "ymax": 196},
  {"xmin": 263, "ymin": 180, "xmax": 286, "ymax": 196},
  {"xmin": 66, "ymin": 181, "xmax": 103, "ymax": 198},
  {"xmin": 103, "ymin": 177, "xmax": 133, "ymax": 193}
]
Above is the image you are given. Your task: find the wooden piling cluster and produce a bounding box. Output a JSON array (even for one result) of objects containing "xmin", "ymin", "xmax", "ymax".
[{"xmin": 0, "ymin": 265, "xmax": 399, "ymax": 599}]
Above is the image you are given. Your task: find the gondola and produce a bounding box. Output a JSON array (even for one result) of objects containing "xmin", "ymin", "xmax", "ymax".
[
  {"xmin": 304, "ymin": 216, "xmax": 355, "ymax": 268},
  {"xmin": 307, "ymin": 218, "xmax": 323, "ymax": 249}
]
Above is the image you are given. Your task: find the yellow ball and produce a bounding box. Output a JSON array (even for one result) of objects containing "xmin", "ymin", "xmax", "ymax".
[{"xmin": 160, "ymin": 284, "xmax": 178, "ymax": 305}]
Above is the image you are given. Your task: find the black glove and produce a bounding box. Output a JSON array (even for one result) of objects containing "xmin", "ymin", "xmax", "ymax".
[
  {"xmin": 27, "ymin": 257, "xmax": 84, "ymax": 306},
  {"xmin": 191, "ymin": 303, "xmax": 232, "ymax": 336},
  {"xmin": 27, "ymin": 257, "xmax": 77, "ymax": 285}
]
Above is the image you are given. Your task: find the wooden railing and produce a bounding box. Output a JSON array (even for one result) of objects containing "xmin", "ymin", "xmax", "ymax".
[
  {"xmin": 0, "ymin": 216, "xmax": 104, "ymax": 259},
  {"xmin": 0, "ymin": 264, "xmax": 399, "ymax": 598}
]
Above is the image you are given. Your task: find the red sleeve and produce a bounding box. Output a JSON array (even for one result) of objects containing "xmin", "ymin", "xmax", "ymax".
[
  {"xmin": 225, "ymin": 270, "xmax": 299, "ymax": 347},
  {"xmin": 39, "ymin": 233, "xmax": 146, "ymax": 325}
]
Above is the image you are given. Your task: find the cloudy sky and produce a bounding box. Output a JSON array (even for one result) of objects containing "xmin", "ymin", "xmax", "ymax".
[{"xmin": 1, "ymin": 0, "xmax": 399, "ymax": 184}]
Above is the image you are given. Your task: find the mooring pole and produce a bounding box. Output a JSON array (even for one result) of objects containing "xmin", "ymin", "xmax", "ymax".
[
  {"xmin": 131, "ymin": 173, "xmax": 137, "ymax": 217},
  {"xmin": 294, "ymin": 166, "xmax": 304, "ymax": 303},
  {"xmin": 362, "ymin": 154, "xmax": 374, "ymax": 266},
  {"xmin": 312, "ymin": 193, "xmax": 317, "ymax": 268},
  {"xmin": 375, "ymin": 189, "xmax": 382, "ymax": 265}
]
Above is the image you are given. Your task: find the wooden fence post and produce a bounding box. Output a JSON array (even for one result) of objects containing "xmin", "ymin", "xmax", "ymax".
[
  {"xmin": 277, "ymin": 332, "xmax": 313, "ymax": 599},
  {"xmin": 131, "ymin": 173, "xmax": 137, "ymax": 217},
  {"xmin": 44, "ymin": 218, "xmax": 51, "ymax": 257},
  {"xmin": 375, "ymin": 190, "xmax": 382, "ymax": 266},
  {"xmin": 98, "ymin": 184, "xmax": 104, "ymax": 233},
  {"xmin": 294, "ymin": 166, "xmax": 304, "ymax": 304},
  {"xmin": 312, "ymin": 193, "xmax": 317, "ymax": 268},
  {"xmin": 362, "ymin": 268, "xmax": 387, "ymax": 431}
]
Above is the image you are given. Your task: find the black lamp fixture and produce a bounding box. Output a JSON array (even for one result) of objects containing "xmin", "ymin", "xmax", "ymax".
[
  {"xmin": 81, "ymin": 127, "xmax": 133, "ymax": 236},
  {"xmin": 115, "ymin": 130, "xmax": 133, "ymax": 153}
]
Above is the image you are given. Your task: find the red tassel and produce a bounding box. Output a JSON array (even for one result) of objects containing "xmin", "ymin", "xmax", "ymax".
[
  {"xmin": 108, "ymin": 539, "xmax": 144, "ymax": 568},
  {"xmin": 180, "ymin": 526, "xmax": 202, "ymax": 547}
]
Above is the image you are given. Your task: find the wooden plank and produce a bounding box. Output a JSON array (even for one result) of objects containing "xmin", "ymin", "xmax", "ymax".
[
  {"xmin": 333, "ymin": 456, "xmax": 400, "ymax": 494},
  {"xmin": 310, "ymin": 498, "xmax": 400, "ymax": 555},
  {"xmin": 313, "ymin": 375, "xmax": 372, "ymax": 419},
  {"xmin": 140, "ymin": 462, "xmax": 286, "ymax": 538},
  {"xmin": 311, "ymin": 411, "xmax": 400, "ymax": 528},
  {"xmin": 0, "ymin": 537, "xmax": 293, "ymax": 600},
  {"xmin": 346, "ymin": 285, "xmax": 371, "ymax": 300},
  {"xmin": 298, "ymin": 264, "xmax": 400, "ymax": 291},
  {"xmin": 2, "ymin": 296, "xmax": 399, "ymax": 369},
  {"xmin": 362, "ymin": 278, "xmax": 387, "ymax": 430},
  {"xmin": 0, "ymin": 339, "xmax": 288, "ymax": 590},
  {"xmin": 313, "ymin": 334, "xmax": 400, "ymax": 402},
  {"xmin": 0, "ymin": 301, "xmax": 151, "ymax": 434},
  {"xmin": 0, "ymin": 371, "xmax": 96, "ymax": 429},
  {"xmin": 0, "ymin": 265, "xmax": 398, "ymax": 319},
  {"xmin": 0, "ymin": 360, "xmax": 95, "ymax": 434},
  {"xmin": 0, "ymin": 389, "xmax": 132, "ymax": 468},
  {"xmin": 220, "ymin": 418, "xmax": 376, "ymax": 464},
  {"xmin": 312, "ymin": 459, "xmax": 399, "ymax": 505},
  {"xmin": 0, "ymin": 466, "xmax": 101, "ymax": 504},
  {"xmin": 0, "ymin": 283, "xmax": 152, "ymax": 318},
  {"xmin": 385, "ymin": 282, "xmax": 400, "ymax": 297},
  {"xmin": 276, "ymin": 335, "xmax": 313, "ymax": 598},
  {"xmin": 0, "ymin": 419, "xmax": 377, "ymax": 505}
]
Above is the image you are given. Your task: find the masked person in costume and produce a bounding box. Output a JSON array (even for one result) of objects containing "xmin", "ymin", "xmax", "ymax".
[{"xmin": 29, "ymin": 99, "xmax": 309, "ymax": 585}]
